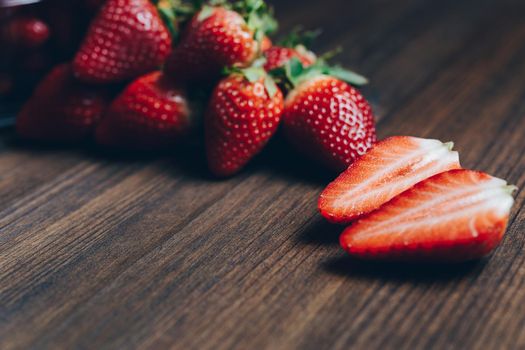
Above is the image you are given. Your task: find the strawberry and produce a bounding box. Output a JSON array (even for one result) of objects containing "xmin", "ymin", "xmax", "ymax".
[
  {"xmin": 4, "ymin": 17, "xmax": 50, "ymax": 49},
  {"xmin": 275, "ymin": 57, "xmax": 374, "ymax": 171},
  {"xmin": 165, "ymin": 2, "xmax": 277, "ymax": 82},
  {"xmin": 319, "ymin": 136, "xmax": 461, "ymax": 224},
  {"xmin": 16, "ymin": 63, "xmax": 110, "ymax": 142},
  {"xmin": 205, "ymin": 68, "xmax": 284, "ymax": 177},
  {"xmin": 95, "ymin": 71, "xmax": 192, "ymax": 150},
  {"xmin": 263, "ymin": 45, "xmax": 316, "ymax": 72},
  {"xmin": 73, "ymin": 0, "xmax": 172, "ymax": 84},
  {"xmin": 340, "ymin": 169, "xmax": 517, "ymax": 262},
  {"xmin": 261, "ymin": 36, "xmax": 273, "ymax": 52}
]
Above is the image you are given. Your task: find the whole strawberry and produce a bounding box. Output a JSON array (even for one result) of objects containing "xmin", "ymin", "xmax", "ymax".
[
  {"xmin": 165, "ymin": 2, "xmax": 277, "ymax": 82},
  {"xmin": 16, "ymin": 64, "xmax": 110, "ymax": 142},
  {"xmin": 206, "ymin": 68, "xmax": 284, "ymax": 177},
  {"xmin": 73, "ymin": 0, "xmax": 172, "ymax": 84},
  {"xmin": 3, "ymin": 17, "xmax": 50, "ymax": 49},
  {"xmin": 96, "ymin": 71, "xmax": 192, "ymax": 149},
  {"xmin": 263, "ymin": 29, "xmax": 318, "ymax": 72},
  {"xmin": 272, "ymin": 58, "xmax": 375, "ymax": 171}
]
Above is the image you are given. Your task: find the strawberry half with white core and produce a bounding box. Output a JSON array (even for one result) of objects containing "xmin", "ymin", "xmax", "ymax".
[
  {"xmin": 340, "ymin": 169, "xmax": 517, "ymax": 262},
  {"xmin": 319, "ymin": 136, "xmax": 461, "ymax": 224},
  {"xmin": 73, "ymin": 0, "xmax": 173, "ymax": 84},
  {"xmin": 205, "ymin": 67, "xmax": 284, "ymax": 177},
  {"xmin": 165, "ymin": 1, "xmax": 277, "ymax": 82}
]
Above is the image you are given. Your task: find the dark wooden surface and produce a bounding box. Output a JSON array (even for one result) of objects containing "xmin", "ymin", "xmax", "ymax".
[{"xmin": 2, "ymin": 0, "xmax": 525, "ymax": 349}]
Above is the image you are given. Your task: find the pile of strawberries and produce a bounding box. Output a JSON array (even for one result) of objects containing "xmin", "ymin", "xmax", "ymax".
[
  {"xmin": 16, "ymin": 0, "xmax": 374, "ymax": 177},
  {"xmin": 15, "ymin": 0, "xmax": 517, "ymax": 262}
]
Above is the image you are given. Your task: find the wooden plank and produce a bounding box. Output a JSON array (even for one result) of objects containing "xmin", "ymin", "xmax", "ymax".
[{"xmin": 1, "ymin": 0, "xmax": 525, "ymax": 349}]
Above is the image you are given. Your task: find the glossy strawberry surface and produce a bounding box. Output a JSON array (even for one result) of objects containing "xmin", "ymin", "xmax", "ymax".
[
  {"xmin": 96, "ymin": 71, "xmax": 191, "ymax": 149},
  {"xmin": 73, "ymin": 0, "xmax": 171, "ymax": 84},
  {"xmin": 283, "ymin": 75, "xmax": 377, "ymax": 171},
  {"xmin": 16, "ymin": 63, "xmax": 109, "ymax": 142},
  {"xmin": 165, "ymin": 7, "xmax": 258, "ymax": 82},
  {"xmin": 205, "ymin": 74, "xmax": 284, "ymax": 177},
  {"xmin": 340, "ymin": 169, "xmax": 516, "ymax": 262}
]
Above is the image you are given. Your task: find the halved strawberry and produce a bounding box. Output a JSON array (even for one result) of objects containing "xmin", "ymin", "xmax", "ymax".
[
  {"xmin": 319, "ymin": 136, "xmax": 461, "ymax": 224},
  {"xmin": 340, "ymin": 169, "xmax": 517, "ymax": 262}
]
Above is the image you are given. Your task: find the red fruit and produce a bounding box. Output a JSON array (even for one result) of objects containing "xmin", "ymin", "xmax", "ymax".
[
  {"xmin": 96, "ymin": 71, "xmax": 191, "ymax": 149},
  {"xmin": 73, "ymin": 0, "xmax": 172, "ymax": 84},
  {"xmin": 206, "ymin": 71, "xmax": 284, "ymax": 176},
  {"xmin": 165, "ymin": 7, "xmax": 260, "ymax": 82},
  {"xmin": 261, "ymin": 36, "xmax": 273, "ymax": 52},
  {"xmin": 16, "ymin": 64, "xmax": 109, "ymax": 142},
  {"xmin": 263, "ymin": 45, "xmax": 316, "ymax": 72},
  {"xmin": 283, "ymin": 75, "xmax": 376, "ymax": 171},
  {"xmin": 319, "ymin": 136, "xmax": 461, "ymax": 223},
  {"xmin": 5, "ymin": 17, "xmax": 50, "ymax": 48},
  {"xmin": 340, "ymin": 169, "xmax": 516, "ymax": 262}
]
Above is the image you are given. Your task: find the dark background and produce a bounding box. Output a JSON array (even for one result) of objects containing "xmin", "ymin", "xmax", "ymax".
[{"xmin": 1, "ymin": 0, "xmax": 525, "ymax": 349}]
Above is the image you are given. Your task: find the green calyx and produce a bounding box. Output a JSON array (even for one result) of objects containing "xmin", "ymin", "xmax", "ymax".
[
  {"xmin": 194, "ymin": 0, "xmax": 277, "ymax": 44},
  {"xmin": 224, "ymin": 59, "xmax": 279, "ymax": 98},
  {"xmin": 278, "ymin": 26, "xmax": 322, "ymax": 48},
  {"xmin": 155, "ymin": 0, "xmax": 197, "ymax": 43},
  {"xmin": 270, "ymin": 56, "xmax": 369, "ymax": 92}
]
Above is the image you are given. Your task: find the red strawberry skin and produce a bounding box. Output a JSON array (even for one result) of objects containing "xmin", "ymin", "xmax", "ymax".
[
  {"xmin": 165, "ymin": 7, "xmax": 259, "ymax": 82},
  {"xmin": 4, "ymin": 17, "xmax": 50, "ymax": 48},
  {"xmin": 340, "ymin": 170, "xmax": 516, "ymax": 262},
  {"xmin": 283, "ymin": 75, "xmax": 377, "ymax": 171},
  {"xmin": 16, "ymin": 63, "xmax": 109, "ymax": 142},
  {"xmin": 263, "ymin": 46, "xmax": 316, "ymax": 72},
  {"xmin": 96, "ymin": 71, "xmax": 191, "ymax": 150},
  {"xmin": 319, "ymin": 136, "xmax": 461, "ymax": 224},
  {"xmin": 205, "ymin": 74, "xmax": 284, "ymax": 177},
  {"xmin": 73, "ymin": 0, "xmax": 171, "ymax": 84}
]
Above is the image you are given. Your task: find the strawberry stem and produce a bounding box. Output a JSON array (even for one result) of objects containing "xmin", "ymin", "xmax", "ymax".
[
  {"xmin": 504, "ymin": 185, "xmax": 519, "ymax": 195},
  {"xmin": 278, "ymin": 26, "xmax": 322, "ymax": 48},
  {"xmin": 269, "ymin": 56, "xmax": 368, "ymax": 93}
]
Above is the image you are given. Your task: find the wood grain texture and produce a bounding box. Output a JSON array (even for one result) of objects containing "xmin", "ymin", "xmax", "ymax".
[{"xmin": 1, "ymin": 0, "xmax": 525, "ymax": 349}]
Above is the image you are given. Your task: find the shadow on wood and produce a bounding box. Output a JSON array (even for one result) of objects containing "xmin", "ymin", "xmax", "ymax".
[{"xmin": 322, "ymin": 255, "xmax": 487, "ymax": 284}]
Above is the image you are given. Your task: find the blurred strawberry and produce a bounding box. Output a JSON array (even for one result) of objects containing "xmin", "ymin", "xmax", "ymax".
[
  {"xmin": 165, "ymin": 1, "xmax": 277, "ymax": 82},
  {"xmin": 264, "ymin": 45, "xmax": 316, "ymax": 72},
  {"xmin": 264, "ymin": 28, "xmax": 318, "ymax": 72},
  {"xmin": 205, "ymin": 67, "xmax": 284, "ymax": 176},
  {"xmin": 3, "ymin": 17, "xmax": 50, "ymax": 49},
  {"xmin": 96, "ymin": 71, "xmax": 192, "ymax": 149},
  {"xmin": 73, "ymin": 0, "xmax": 173, "ymax": 84},
  {"xmin": 16, "ymin": 64, "xmax": 110, "ymax": 142}
]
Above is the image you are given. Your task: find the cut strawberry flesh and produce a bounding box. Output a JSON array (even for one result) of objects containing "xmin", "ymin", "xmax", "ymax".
[
  {"xmin": 340, "ymin": 169, "xmax": 516, "ymax": 262},
  {"xmin": 319, "ymin": 136, "xmax": 461, "ymax": 223}
]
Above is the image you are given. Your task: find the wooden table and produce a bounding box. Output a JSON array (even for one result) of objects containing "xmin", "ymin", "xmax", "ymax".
[{"xmin": 2, "ymin": 0, "xmax": 525, "ymax": 348}]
